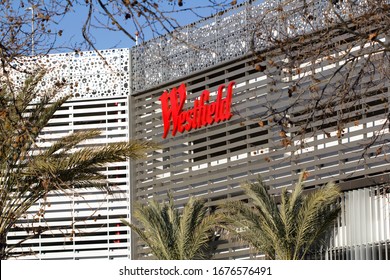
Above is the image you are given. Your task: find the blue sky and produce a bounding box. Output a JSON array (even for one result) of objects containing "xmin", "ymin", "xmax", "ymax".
[{"xmin": 49, "ymin": 0, "xmax": 249, "ymax": 52}]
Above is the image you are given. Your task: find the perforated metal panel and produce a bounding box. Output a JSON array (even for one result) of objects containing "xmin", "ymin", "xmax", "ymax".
[
  {"xmin": 131, "ymin": 0, "xmax": 380, "ymax": 93},
  {"xmin": 12, "ymin": 48, "xmax": 130, "ymax": 100}
]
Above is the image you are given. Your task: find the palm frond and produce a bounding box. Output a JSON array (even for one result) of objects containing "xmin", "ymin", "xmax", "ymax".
[
  {"xmin": 0, "ymin": 72, "xmax": 158, "ymax": 259},
  {"xmin": 220, "ymin": 174, "xmax": 341, "ymax": 260},
  {"xmin": 42, "ymin": 130, "xmax": 102, "ymax": 156},
  {"xmin": 122, "ymin": 194, "xmax": 219, "ymax": 260},
  {"xmin": 293, "ymin": 182, "xmax": 341, "ymax": 259}
]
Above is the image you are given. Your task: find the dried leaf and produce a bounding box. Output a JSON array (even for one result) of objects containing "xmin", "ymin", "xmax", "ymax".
[
  {"xmin": 0, "ymin": 110, "xmax": 7, "ymax": 120},
  {"xmin": 255, "ymin": 64, "xmax": 267, "ymax": 72},
  {"xmin": 368, "ymin": 33, "xmax": 378, "ymax": 41},
  {"xmin": 279, "ymin": 130, "xmax": 287, "ymax": 138},
  {"xmin": 326, "ymin": 56, "xmax": 334, "ymax": 61},
  {"xmin": 282, "ymin": 138, "xmax": 291, "ymax": 147},
  {"xmin": 288, "ymin": 85, "xmax": 297, "ymax": 97},
  {"xmin": 309, "ymin": 84, "xmax": 319, "ymax": 92},
  {"xmin": 302, "ymin": 171, "xmax": 310, "ymax": 180}
]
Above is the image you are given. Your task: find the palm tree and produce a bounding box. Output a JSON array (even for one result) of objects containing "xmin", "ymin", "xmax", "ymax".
[
  {"xmin": 121, "ymin": 193, "xmax": 220, "ymax": 260},
  {"xmin": 0, "ymin": 72, "xmax": 158, "ymax": 259},
  {"xmin": 221, "ymin": 173, "xmax": 341, "ymax": 260}
]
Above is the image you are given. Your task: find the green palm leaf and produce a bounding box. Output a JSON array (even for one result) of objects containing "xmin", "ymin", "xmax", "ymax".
[
  {"xmin": 0, "ymin": 72, "xmax": 158, "ymax": 259},
  {"xmin": 121, "ymin": 194, "xmax": 220, "ymax": 260},
  {"xmin": 221, "ymin": 174, "xmax": 341, "ymax": 260}
]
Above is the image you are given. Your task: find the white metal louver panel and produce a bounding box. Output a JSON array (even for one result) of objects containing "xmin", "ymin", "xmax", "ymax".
[
  {"xmin": 327, "ymin": 187, "xmax": 390, "ymax": 260},
  {"xmin": 7, "ymin": 96, "xmax": 132, "ymax": 260}
]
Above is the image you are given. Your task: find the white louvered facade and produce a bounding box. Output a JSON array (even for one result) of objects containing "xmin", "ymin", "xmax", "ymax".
[
  {"xmin": 310, "ymin": 186, "xmax": 390, "ymax": 260},
  {"xmin": 7, "ymin": 49, "xmax": 133, "ymax": 259}
]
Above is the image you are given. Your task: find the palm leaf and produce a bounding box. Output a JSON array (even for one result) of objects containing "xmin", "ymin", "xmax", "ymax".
[
  {"xmin": 0, "ymin": 71, "xmax": 158, "ymax": 259},
  {"xmin": 122, "ymin": 194, "xmax": 220, "ymax": 260},
  {"xmin": 220, "ymin": 174, "xmax": 341, "ymax": 260}
]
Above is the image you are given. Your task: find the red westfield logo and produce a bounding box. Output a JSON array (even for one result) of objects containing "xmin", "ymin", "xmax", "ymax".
[{"xmin": 159, "ymin": 81, "xmax": 235, "ymax": 138}]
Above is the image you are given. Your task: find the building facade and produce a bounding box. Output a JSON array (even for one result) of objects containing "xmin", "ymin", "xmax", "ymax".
[
  {"xmin": 129, "ymin": 0, "xmax": 390, "ymax": 260},
  {"xmin": 8, "ymin": 49, "xmax": 134, "ymax": 259},
  {"xmin": 7, "ymin": 0, "xmax": 390, "ymax": 260},
  {"xmin": 130, "ymin": 51, "xmax": 390, "ymax": 260}
]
